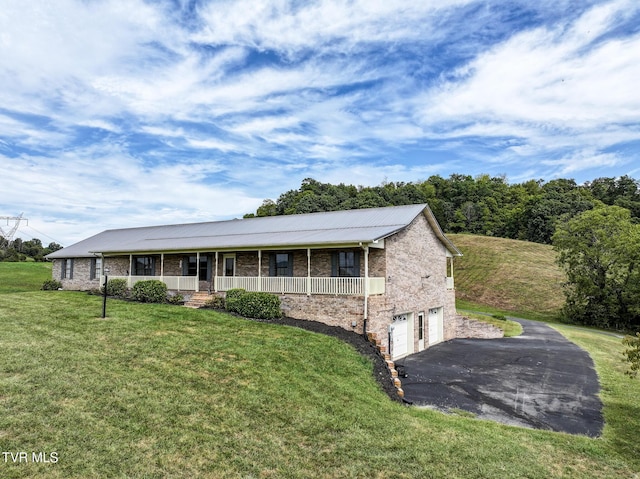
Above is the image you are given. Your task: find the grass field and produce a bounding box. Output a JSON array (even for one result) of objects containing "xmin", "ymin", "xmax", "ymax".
[
  {"xmin": 0, "ymin": 261, "xmax": 639, "ymax": 478},
  {"xmin": 450, "ymin": 234, "xmax": 565, "ymax": 321}
]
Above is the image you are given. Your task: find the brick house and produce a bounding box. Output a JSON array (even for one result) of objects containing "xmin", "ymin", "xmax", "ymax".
[{"xmin": 46, "ymin": 204, "xmax": 462, "ymax": 359}]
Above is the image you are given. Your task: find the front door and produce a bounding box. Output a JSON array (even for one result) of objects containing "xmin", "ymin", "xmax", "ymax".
[{"xmin": 418, "ymin": 312, "xmax": 425, "ymax": 351}]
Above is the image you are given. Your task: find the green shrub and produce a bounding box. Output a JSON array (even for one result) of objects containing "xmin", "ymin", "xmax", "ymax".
[
  {"xmin": 623, "ymin": 333, "xmax": 640, "ymax": 378},
  {"xmin": 132, "ymin": 280, "xmax": 168, "ymax": 303},
  {"xmin": 102, "ymin": 278, "xmax": 129, "ymax": 298},
  {"xmin": 225, "ymin": 289, "xmax": 282, "ymax": 319},
  {"xmin": 224, "ymin": 288, "xmax": 246, "ymax": 314},
  {"xmin": 167, "ymin": 293, "xmax": 184, "ymax": 305},
  {"xmin": 41, "ymin": 279, "xmax": 62, "ymax": 291},
  {"xmin": 492, "ymin": 313, "xmax": 507, "ymax": 321},
  {"xmin": 204, "ymin": 295, "xmax": 225, "ymax": 309}
]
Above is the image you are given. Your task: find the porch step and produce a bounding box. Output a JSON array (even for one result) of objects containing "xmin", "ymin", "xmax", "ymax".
[{"xmin": 184, "ymin": 292, "xmax": 213, "ymax": 308}]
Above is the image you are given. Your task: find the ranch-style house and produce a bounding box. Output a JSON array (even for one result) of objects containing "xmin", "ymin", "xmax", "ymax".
[{"xmin": 46, "ymin": 204, "xmax": 463, "ymax": 359}]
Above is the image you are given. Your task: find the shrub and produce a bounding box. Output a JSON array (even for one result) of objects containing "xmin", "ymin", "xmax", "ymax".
[
  {"xmin": 132, "ymin": 280, "xmax": 168, "ymax": 303},
  {"xmin": 203, "ymin": 295, "xmax": 225, "ymax": 309},
  {"xmin": 224, "ymin": 288, "xmax": 246, "ymax": 314},
  {"xmin": 102, "ymin": 278, "xmax": 129, "ymax": 298},
  {"xmin": 623, "ymin": 333, "xmax": 640, "ymax": 378},
  {"xmin": 167, "ymin": 293, "xmax": 184, "ymax": 305},
  {"xmin": 225, "ymin": 289, "xmax": 282, "ymax": 319},
  {"xmin": 492, "ymin": 313, "xmax": 507, "ymax": 321},
  {"xmin": 41, "ymin": 279, "xmax": 62, "ymax": 291}
]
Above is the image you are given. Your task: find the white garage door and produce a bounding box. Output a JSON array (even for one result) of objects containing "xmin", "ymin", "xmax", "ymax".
[
  {"xmin": 428, "ymin": 307, "xmax": 443, "ymax": 345},
  {"xmin": 390, "ymin": 314, "xmax": 409, "ymax": 359}
]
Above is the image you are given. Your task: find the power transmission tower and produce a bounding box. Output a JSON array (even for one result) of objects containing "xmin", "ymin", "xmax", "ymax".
[{"xmin": 0, "ymin": 213, "xmax": 27, "ymax": 245}]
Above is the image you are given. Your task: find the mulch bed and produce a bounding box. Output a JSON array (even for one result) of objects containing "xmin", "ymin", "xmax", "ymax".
[{"xmin": 244, "ymin": 315, "xmax": 403, "ymax": 402}]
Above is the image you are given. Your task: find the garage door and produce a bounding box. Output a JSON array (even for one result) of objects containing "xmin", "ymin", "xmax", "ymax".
[
  {"xmin": 390, "ymin": 314, "xmax": 409, "ymax": 358},
  {"xmin": 428, "ymin": 307, "xmax": 443, "ymax": 345}
]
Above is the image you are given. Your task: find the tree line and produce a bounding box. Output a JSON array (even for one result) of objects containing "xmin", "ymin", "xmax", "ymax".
[
  {"xmin": 0, "ymin": 237, "xmax": 63, "ymax": 262},
  {"xmin": 247, "ymin": 175, "xmax": 640, "ymax": 245}
]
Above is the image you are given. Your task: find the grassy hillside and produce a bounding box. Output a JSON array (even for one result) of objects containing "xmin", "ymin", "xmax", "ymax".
[
  {"xmin": 0, "ymin": 262, "xmax": 52, "ymax": 293},
  {"xmin": 0, "ymin": 263, "xmax": 639, "ymax": 477},
  {"xmin": 449, "ymin": 234, "xmax": 565, "ymax": 321}
]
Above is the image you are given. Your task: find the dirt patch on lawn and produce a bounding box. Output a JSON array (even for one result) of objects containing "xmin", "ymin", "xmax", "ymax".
[{"xmin": 246, "ymin": 315, "xmax": 403, "ymax": 402}]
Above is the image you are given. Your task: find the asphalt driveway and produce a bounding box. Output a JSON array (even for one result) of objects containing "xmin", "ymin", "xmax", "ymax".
[{"xmin": 396, "ymin": 319, "xmax": 603, "ymax": 436}]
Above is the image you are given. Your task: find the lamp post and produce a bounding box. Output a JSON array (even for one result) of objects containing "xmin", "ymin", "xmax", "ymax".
[{"xmin": 102, "ymin": 268, "xmax": 110, "ymax": 318}]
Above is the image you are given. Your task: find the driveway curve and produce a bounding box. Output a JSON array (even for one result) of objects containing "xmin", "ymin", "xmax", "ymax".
[{"xmin": 397, "ymin": 319, "xmax": 603, "ymax": 436}]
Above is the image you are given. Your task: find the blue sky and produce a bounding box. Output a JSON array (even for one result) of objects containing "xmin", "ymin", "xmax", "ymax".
[{"xmin": 1, "ymin": 0, "xmax": 639, "ymax": 246}]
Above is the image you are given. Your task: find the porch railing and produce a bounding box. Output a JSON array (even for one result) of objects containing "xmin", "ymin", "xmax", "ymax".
[
  {"xmin": 103, "ymin": 275, "xmax": 198, "ymax": 292},
  {"xmin": 446, "ymin": 277, "xmax": 455, "ymax": 290},
  {"xmin": 216, "ymin": 276, "xmax": 385, "ymax": 295},
  {"xmin": 102, "ymin": 275, "xmax": 386, "ymax": 295}
]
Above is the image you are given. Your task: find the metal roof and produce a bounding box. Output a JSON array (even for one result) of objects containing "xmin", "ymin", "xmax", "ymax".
[{"xmin": 46, "ymin": 204, "xmax": 462, "ymax": 258}]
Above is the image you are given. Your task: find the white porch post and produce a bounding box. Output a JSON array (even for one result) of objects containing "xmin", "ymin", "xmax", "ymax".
[
  {"xmin": 363, "ymin": 246, "xmax": 370, "ymax": 326},
  {"xmin": 307, "ymin": 248, "xmax": 311, "ymax": 296},
  {"xmin": 214, "ymin": 252, "xmax": 219, "ymax": 292},
  {"xmin": 160, "ymin": 253, "xmax": 164, "ymax": 282},
  {"xmin": 196, "ymin": 252, "xmax": 200, "ymax": 292}
]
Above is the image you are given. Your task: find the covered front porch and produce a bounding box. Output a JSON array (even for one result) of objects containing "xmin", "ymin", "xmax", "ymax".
[{"xmin": 101, "ymin": 247, "xmax": 389, "ymax": 296}]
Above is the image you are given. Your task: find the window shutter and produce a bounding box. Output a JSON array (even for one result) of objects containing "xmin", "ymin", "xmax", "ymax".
[
  {"xmin": 331, "ymin": 252, "xmax": 338, "ymax": 277},
  {"xmin": 354, "ymin": 251, "xmax": 361, "ymax": 277},
  {"xmin": 90, "ymin": 258, "xmax": 96, "ymax": 280},
  {"xmin": 182, "ymin": 256, "xmax": 189, "ymax": 276},
  {"xmin": 269, "ymin": 254, "xmax": 276, "ymax": 277},
  {"xmin": 287, "ymin": 253, "xmax": 294, "ymax": 277},
  {"xmin": 69, "ymin": 259, "xmax": 74, "ymax": 279},
  {"xmin": 61, "ymin": 260, "xmax": 66, "ymax": 279}
]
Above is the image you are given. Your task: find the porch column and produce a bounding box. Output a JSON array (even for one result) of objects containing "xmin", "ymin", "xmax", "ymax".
[
  {"xmin": 363, "ymin": 246, "xmax": 370, "ymax": 329},
  {"xmin": 196, "ymin": 252, "xmax": 200, "ymax": 292},
  {"xmin": 128, "ymin": 254, "xmax": 133, "ymax": 288},
  {"xmin": 160, "ymin": 253, "xmax": 164, "ymax": 282},
  {"xmin": 307, "ymin": 248, "xmax": 311, "ymax": 296}
]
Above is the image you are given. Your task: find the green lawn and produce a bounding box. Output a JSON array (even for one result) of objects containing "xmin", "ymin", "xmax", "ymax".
[
  {"xmin": 0, "ymin": 262, "xmax": 51, "ymax": 293},
  {"xmin": 0, "ymin": 263, "xmax": 639, "ymax": 478}
]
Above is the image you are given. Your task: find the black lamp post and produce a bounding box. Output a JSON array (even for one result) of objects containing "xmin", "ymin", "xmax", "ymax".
[{"xmin": 102, "ymin": 268, "xmax": 110, "ymax": 318}]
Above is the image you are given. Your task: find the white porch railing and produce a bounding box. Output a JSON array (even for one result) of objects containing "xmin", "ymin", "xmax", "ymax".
[
  {"xmin": 217, "ymin": 276, "xmax": 386, "ymax": 296},
  {"xmin": 103, "ymin": 275, "xmax": 198, "ymax": 291},
  {"xmin": 446, "ymin": 277, "xmax": 455, "ymax": 290},
  {"xmin": 102, "ymin": 275, "xmax": 386, "ymax": 295}
]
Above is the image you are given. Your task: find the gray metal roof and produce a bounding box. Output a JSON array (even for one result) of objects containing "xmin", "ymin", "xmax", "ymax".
[{"xmin": 46, "ymin": 204, "xmax": 462, "ymax": 258}]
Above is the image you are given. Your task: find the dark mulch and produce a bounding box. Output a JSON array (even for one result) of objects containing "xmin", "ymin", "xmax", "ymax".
[{"xmin": 225, "ymin": 312, "xmax": 402, "ymax": 402}]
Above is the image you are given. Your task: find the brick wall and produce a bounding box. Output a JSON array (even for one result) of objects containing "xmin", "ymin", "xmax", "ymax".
[
  {"xmin": 367, "ymin": 213, "xmax": 457, "ymax": 357},
  {"xmin": 278, "ymin": 294, "xmax": 365, "ymax": 333}
]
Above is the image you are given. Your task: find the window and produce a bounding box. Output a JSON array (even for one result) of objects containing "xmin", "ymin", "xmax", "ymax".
[
  {"xmin": 61, "ymin": 259, "xmax": 74, "ymax": 279},
  {"xmin": 90, "ymin": 257, "xmax": 102, "ymax": 280},
  {"xmin": 418, "ymin": 312, "xmax": 424, "ymax": 341},
  {"xmin": 332, "ymin": 251, "xmax": 360, "ymax": 277},
  {"xmin": 184, "ymin": 255, "xmax": 210, "ymax": 280},
  {"xmin": 269, "ymin": 252, "xmax": 293, "ymax": 277},
  {"xmin": 134, "ymin": 256, "xmax": 156, "ymax": 276},
  {"xmin": 223, "ymin": 255, "xmax": 235, "ymax": 277}
]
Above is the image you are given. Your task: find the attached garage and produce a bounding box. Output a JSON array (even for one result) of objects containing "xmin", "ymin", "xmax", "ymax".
[{"xmin": 390, "ymin": 313, "xmax": 413, "ymax": 359}]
